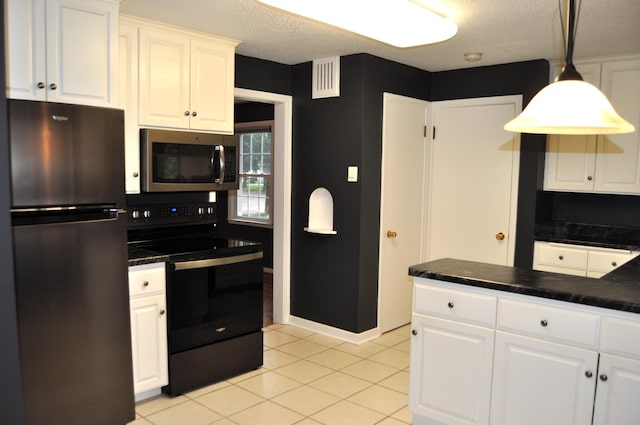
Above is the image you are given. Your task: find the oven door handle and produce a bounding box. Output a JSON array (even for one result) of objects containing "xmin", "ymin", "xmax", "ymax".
[{"xmin": 172, "ymin": 251, "xmax": 263, "ymax": 270}]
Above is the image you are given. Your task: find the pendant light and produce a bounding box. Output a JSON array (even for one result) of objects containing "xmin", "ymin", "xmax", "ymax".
[{"xmin": 504, "ymin": 0, "xmax": 635, "ymax": 135}]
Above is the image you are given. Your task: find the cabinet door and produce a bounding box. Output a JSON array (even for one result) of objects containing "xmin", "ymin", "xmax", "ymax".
[
  {"xmin": 592, "ymin": 354, "xmax": 640, "ymax": 425},
  {"xmin": 594, "ymin": 59, "xmax": 640, "ymax": 194},
  {"xmin": 544, "ymin": 63, "xmax": 600, "ymax": 192},
  {"xmin": 189, "ymin": 38, "xmax": 235, "ymax": 133},
  {"xmin": 5, "ymin": 0, "xmax": 46, "ymax": 100},
  {"xmin": 409, "ymin": 314, "xmax": 494, "ymax": 425},
  {"xmin": 490, "ymin": 331, "xmax": 598, "ymax": 425},
  {"xmin": 119, "ymin": 22, "xmax": 140, "ymax": 194},
  {"xmin": 45, "ymin": 0, "xmax": 118, "ymax": 106},
  {"xmin": 129, "ymin": 294, "xmax": 168, "ymax": 395},
  {"xmin": 139, "ymin": 27, "xmax": 191, "ymax": 128}
]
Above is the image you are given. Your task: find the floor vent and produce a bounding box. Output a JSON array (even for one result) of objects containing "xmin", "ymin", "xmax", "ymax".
[{"xmin": 312, "ymin": 56, "xmax": 340, "ymax": 99}]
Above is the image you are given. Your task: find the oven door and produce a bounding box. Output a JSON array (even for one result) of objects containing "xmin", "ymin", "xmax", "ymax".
[{"xmin": 166, "ymin": 252, "xmax": 263, "ymax": 354}]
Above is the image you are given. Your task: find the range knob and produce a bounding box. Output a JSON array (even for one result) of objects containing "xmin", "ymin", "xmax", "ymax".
[
  {"xmin": 131, "ymin": 210, "xmax": 140, "ymax": 219},
  {"xmin": 142, "ymin": 209, "xmax": 151, "ymax": 219},
  {"xmin": 197, "ymin": 207, "xmax": 205, "ymax": 216},
  {"xmin": 207, "ymin": 207, "xmax": 214, "ymax": 215}
]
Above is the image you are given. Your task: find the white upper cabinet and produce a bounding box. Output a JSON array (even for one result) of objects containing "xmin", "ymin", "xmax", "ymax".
[
  {"xmin": 138, "ymin": 23, "xmax": 237, "ymax": 133},
  {"xmin": 594, "ymin": 59, "xmax": 640, "ymax": 194},
  {"xmin": 545, "ymin": 57, "xmax": 640, "ymax": 194},
  {"xmin": 5, "ymin": 0, "xmax": 119, "ymax": 107},
  {"xmin": 119, "ymin": 20, "xmax": 140, "ymax": 194}
]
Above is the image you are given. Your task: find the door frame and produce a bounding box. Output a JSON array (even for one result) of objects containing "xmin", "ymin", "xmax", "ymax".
[{"xmin": 234, "ymin": 88, "xmax": 292, "ymax": 324}]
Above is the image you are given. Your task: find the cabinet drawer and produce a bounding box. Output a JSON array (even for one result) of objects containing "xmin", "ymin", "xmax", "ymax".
[
  {"xmin": 600, "ymin": 316, "xmax": 640, "ymax": 360},
  {"xmin": 129, "ymin": 263, "xmax": 166, "ymax": 296},
  {"xmin": 587, "ymin": 249, "xmax": 638, "ymax": 274},
  {"xmin": 414, "ymin": 284, "xmax": 497, "ymax": 327},
  {"xmin": 497, "ymin": 298, "xmax": 600, "ymax": 349},
  {"xmin": 533, "ymin": 242, "xmax": 588, "ymax": 271}
]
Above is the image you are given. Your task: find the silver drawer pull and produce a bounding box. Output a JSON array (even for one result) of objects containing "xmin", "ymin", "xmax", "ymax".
[
  {"xmin": 540, "ymin": 319, "xmax": 548, "ymax": 327},
  {"xmin": 611, "ymin": 261, "xmax": 617, "ymax": 267},
  {"xmin": 447, "ymin": 302, "xmax": 454, "ymax": 309}
]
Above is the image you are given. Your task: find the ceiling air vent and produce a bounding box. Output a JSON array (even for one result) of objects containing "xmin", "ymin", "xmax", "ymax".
[{"xmin": 312, "ymin": 56, "xmax": 340, "ymax": 99}]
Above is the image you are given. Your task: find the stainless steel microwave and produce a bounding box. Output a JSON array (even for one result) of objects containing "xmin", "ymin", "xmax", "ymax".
[{"xmin": 141, "ymin": 129, "xmax": 239, "ymax": 192}]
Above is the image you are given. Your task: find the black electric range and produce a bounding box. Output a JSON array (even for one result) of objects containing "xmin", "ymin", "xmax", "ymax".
[{"xmin": 127, "ymin": 202, "xmax": 264, "ymax": 396}]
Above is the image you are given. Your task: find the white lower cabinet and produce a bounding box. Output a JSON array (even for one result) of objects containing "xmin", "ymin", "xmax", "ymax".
[
  {"xmin": 592, "ymin": 354, "xmax": 640, "ymax": 425},
  {"xmin": 128, "ymin": 262, "xmax": 168, "ymax": 401},
  {"xmin": 489, "ymin": 332, "xmax": 598, "ymax": 425},
  {"xmin": 533, "ymin": 241, "xmax": 639, "ymax": 278},
  {"xmin": 410, "ymin": 277, "xmax": 640, "ymax": 425},
  {"xmin": 409, "ymin": 315, "xmax": 494, "ymax": 425}
]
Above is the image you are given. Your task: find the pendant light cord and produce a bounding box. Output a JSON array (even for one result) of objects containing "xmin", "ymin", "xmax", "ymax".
[{"xmin": 558, "ymin": 0, "xmax": 583, "ymax": 80}]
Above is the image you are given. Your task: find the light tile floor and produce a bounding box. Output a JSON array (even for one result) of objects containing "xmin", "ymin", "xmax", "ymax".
[{"xmin": 129, "ymin": 324, "xmax": 413, "ymax": 425}]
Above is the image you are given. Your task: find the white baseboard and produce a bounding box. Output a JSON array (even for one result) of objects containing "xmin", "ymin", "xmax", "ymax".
[{"xmin": 287, "ymin": 315, "xmax": 380, "ymax": 345}]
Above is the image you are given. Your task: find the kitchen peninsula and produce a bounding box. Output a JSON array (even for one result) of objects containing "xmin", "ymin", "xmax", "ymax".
[{"xmin": 408, "ymin": 257, "xmax": 640, "ymax": 425}]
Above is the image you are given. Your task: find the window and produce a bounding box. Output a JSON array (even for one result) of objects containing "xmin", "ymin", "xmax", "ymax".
[{"xmin": 229, "ymin": 121, "xmax": 273, "ymax": 227}]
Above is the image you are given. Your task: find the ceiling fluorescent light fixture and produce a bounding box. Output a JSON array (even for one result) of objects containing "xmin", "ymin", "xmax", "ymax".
[
  {"xmin": 504, "ymin": 0, "xmax": 635, "ymax": 135},
  {"xmin": 256, "ymin": 0, "xmax": 457, "ymax": 48}
]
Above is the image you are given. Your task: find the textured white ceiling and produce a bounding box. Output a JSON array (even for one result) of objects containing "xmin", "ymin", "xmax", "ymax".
[{"xmin": 120, "ymin": 0, "xmax": 640, "ymax": 72}]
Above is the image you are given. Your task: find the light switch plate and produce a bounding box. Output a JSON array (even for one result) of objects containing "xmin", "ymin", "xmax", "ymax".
[{"xmin": 348, "ymin": 166, "xmax": 358, "ymax": 182}]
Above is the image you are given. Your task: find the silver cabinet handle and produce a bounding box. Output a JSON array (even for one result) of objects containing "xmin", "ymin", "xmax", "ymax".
[
  {"xmin": 192, "ymin": 111, "xmax": 197, "ymax": 117},
  {"xmin": 612, "ymin": 261, "xmax": 617, "ymax": 267},
  {"xmin": 540, "ymin": 319, "xmax": 548, "ymax": 327},
  {"xmin": 600, "ymin": 374, "xmax": 608, "ymax": 382},
  {"xmin": 37, "ymin": 82, "xmax": 45, "ymax": 89},
  {"xmin": 50, "ymin": 83, "xmax": 57, "ymax": 90},
  {"xmin": 585, "ymin": 371, "xmax": 593, "ymax": 378},
  {"xmin": 447, "ymin": 302, "xmax": 454, "ymax": 309},
  {"xmin": 411, "ymin": 329, "xmax": 417, "ymax": 336},
  {"xmin": 159, "ymin": 309, "xmax": 165, "ymax": 315},
  {"xmin": 143, "ymin": 281, "xmax": 149, "ymax": 287},
  {"xmin": 184, "ymin": 110, "xmax": 190, "ymax": 116}
]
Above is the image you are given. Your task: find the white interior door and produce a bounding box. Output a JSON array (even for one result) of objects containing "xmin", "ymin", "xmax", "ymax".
[
  {"xmin": 379, "ymin": 93, "xmax": 429, "ymax": 333},
  {"xmin": 426, "ymin": 96, "xmax": 521, "ymax": 266}
]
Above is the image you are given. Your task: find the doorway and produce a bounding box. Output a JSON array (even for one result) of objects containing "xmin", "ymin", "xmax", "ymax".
[{"xmin": 234, "ymin": 88, "xmax": 292, "ymax": 324}]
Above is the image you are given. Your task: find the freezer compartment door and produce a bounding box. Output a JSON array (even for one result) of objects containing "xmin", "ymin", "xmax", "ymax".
[
  {"xmin": 8, "ymin": 99, "xmax": 125, "ymax": 208},
  {"xmin": 13, "ymin": 215, "xmax": 134, "ymax": 425}
]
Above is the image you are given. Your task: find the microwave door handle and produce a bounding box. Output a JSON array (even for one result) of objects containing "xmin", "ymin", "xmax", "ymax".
[{"xmin": 216, "ymin": 145, "xmax": 225, "ymax": 183}]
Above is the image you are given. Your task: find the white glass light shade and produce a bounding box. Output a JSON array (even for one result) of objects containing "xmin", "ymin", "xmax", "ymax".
[
  {"xmin": 256, "ymin": 0, "xmax": 457, "ymax": 48},
  {"xmin": 504, "ymin": 80, "xmax": 636, "ymax": 135}
]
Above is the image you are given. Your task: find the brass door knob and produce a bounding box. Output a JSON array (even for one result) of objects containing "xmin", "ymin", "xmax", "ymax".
[
  {"xmin": 387, "ymin": 230, "xmax": 397, "ymax": 238},
  {"xmin": 495, "ymin": 232, "xmax": 505, "ymax": 241}
]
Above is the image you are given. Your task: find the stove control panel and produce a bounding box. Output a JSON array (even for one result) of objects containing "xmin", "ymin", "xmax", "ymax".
[{"xmin": 127, "ymin": 202, "xmax": 217, "ymax": 228}]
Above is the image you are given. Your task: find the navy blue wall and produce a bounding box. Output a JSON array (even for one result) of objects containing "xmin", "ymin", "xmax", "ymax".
[
  {"xmin": 290, "ymin": 54, "xmax": 430, "ymax": 333},
  {"xmin": 238, "ymin": 53, "xmax": 551, "ymax": 332}
]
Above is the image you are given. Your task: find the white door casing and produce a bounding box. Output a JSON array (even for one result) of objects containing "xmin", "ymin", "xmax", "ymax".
[
  {"xmin": 378, "ymin": 93, "xmax": 429, "ymax": 333},
  {"xmin": 426, "ymin": 96, "xmax": 521, "ymax": 266}
]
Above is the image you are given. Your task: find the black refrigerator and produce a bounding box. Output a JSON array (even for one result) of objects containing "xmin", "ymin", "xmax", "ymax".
[{"xmin": 8, "ymin": 99, "xmax": 135, "ymax": 425}]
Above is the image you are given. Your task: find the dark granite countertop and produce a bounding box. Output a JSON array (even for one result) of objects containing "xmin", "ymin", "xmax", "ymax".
[
  {"xmin": 409, "ymin": 257, "xmax": 640, "ymax": 314},
  {"xmin": 535, "ymin": 222, "xmax": 640, "ymax": 251}
]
